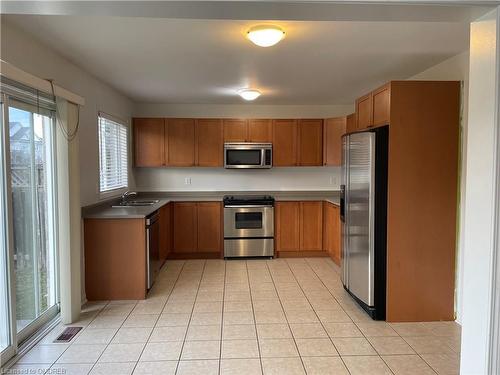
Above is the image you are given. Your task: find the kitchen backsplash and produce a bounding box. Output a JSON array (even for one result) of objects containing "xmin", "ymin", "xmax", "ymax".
[{"xmin": 133, "ymin": 166, "xmax": 340, "ymax": 192}]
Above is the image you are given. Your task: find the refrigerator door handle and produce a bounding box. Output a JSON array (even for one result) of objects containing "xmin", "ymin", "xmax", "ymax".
[{"xmin": 340, "ymin": 184, "xmax": 345, "ymax": 222}]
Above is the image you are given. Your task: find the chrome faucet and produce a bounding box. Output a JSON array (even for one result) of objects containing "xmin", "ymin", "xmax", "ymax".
[{"xmin": 121, "ymin": 191, "xmax": 137, "ymax": 203}]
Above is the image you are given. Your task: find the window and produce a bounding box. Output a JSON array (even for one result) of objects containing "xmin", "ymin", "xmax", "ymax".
[{"xmin": 98, "ymin": 113, "xmax": 128, "ymax": 193}]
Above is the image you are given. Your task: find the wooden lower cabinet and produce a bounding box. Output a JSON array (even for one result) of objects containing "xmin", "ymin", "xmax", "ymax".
[
  {"xmin": 84, "ymin": 218, "xmax": 147, "ymax": 300},
  {"xmin": 197, "ymin": 202, "xmax": 222, "ymax": 252},
  {"xmin": 275, "ymin": 201, "xmax": 325, "ymax": 256},
  {"xmin": 275, "ymin": 202, "xmax": 300, "ymax": 252},
  {"xmin": 159, "ymin": 203, "xmax": 172, "ymax": 263},
  {"xmin": 172, "ymin": 201, "xmax": 222, "ymax": 258},
  {"xmin": 323, "ymin": 202, "xmax": 341, "ymax": 265},
  {"xmin": 300, "ymin": 201, "xmax": 323, "ymax": 251},
  {"xmin": 173, "ymin": 202, "xmax": 197, "ymax": 253}
]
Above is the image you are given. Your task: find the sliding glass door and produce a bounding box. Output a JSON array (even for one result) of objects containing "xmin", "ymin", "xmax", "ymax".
[
  {"xmin": 0, "ymin": 86, "xmax": 59, "ymax": 364},
  {"xmin": 8, "ymin": 102, "xmax": 58, "ymax": 339}
]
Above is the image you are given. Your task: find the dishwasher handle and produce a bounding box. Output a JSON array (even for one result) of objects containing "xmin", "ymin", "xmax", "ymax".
[{"xmin": 146, "ymin": 212, "xmax": 159, "ymax": 226}]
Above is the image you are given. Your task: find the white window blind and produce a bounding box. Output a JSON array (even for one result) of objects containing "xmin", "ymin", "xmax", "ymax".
[{"xmin": 98, "ymin": 114, "xmax": 128, "ymax": 193}]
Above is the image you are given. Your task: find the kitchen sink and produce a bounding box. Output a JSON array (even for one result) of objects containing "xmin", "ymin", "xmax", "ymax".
[{"xmin": 112, "ymin": 199, "xmax": 159, "ymax": 207}]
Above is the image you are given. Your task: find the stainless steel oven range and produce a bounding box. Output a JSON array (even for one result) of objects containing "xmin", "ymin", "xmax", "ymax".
[{"xmin": 223, "ymin": 195, "xmax": 275, "ymax": 258}]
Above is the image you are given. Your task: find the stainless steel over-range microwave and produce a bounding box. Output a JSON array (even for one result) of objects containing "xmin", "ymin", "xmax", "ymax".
[{"xmin": 224, "ymin": 143, "xmax": 272, "ymax": 169}]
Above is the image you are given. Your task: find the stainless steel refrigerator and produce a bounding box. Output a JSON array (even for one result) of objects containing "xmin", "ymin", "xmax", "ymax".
[{"xmin": 340, "ymin": 126, "xmax": 388, "ymax": 320}]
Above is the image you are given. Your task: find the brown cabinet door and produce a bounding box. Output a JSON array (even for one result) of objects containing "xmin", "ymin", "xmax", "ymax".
[
  {"xmin": 159, "ymin": 203, "xmax": 171, "ymax": 262},
  {"xmin": 356, "ymin": 93, "xmax": 373, "ymax": 130},
  {"xmin": 196, "ymin": 119, "xmax": 223, "ymax": 167},
  {"xmin": 248, "ymin": 119, "xmax": 272, "ymax": 142},
  {"xmin": 323, "ymin": 117, "xmax": 346, "ymax": 166},
  {"xmin": 372, "ymin": 83, "xmax": 391, "ymax": 126},
  {"xmin": 300, "ymin": 201, "xmax": 323, "ymax": 251},
  {"xmin": 332, "ymin": 205, "xmax": 341, "ymax": 265},
  {"xmin": 298, "ymin": 119, "xmax": 323, "ymax": 166},
  {"xmin": 197, "ymin": 202, "xmax": 222, "ymax": 252},
  {"xmin": 323, "ymin": 202, "xmax": 333, "ymax": 258},
  {"xmin": 223, "ymin": 119, "xmax": 248, "ymax": 142},
  {"xmin": 133, "ymin": 118, "xmax": 165, "ymax": 167},
  {"xmin": 272, "ymin": 119, "xmax": 298, "ymax": 166},
  {"xmin": 346, "ymin": 113, "xmax": 356, "ymax": 133},
  {"xmin": 323, "ymin": 203, "xmax": 341, "ymax": 265},
  {"xmin": 275, "ymin": 202, "xmax": 300, "ymax": 251},
  {"xmin": 173, "ymin": 202, "xmax": 197, "ymax": 252},
  {"xmin": 167, "ymin": 119, "xmax": 195, "ymax": 166}
]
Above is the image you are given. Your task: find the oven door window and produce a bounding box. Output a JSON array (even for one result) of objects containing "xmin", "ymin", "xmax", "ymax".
[
  {"xmin": 235, "ymin": 212, "xmax": 263, "ymax": 229},
  {"xmin": 226, "ymin": 149, "xmax": 262, "ymax": 166}
]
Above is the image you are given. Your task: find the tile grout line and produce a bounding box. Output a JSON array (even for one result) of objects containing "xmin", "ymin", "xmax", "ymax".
[
  {"xmin": 265, "ymin": 259, "xmax": 308, "ymax": 374},
  {"xmin": 245, "ymin": 260, "xmax": 265, "ymax": 375},
  {"xmin": 218, "ymin": 259, "xmax": 227, "ymax": 374},
  {"xmin": 285, "ymin": 258, "xmax": 355, "ymax": 375},
  {"xmin": 174, "ymin": 259, "xmax": 207, "ymax": 375},
  {"xmin": 306, "ymin": 257, "xmax": 446, "ymax": 375},
  {"xmin": 301, "ymin": 257, "xmax": 397, "ymax": 375},
  {"xmin": 130, "ymin": 259, "xmax": 186, "ymax": 374}
]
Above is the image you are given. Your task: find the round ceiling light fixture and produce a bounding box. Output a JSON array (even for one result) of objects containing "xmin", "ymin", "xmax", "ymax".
[
  {"xmin": 238, "ymin": 89, "xmax": 261, "ymax": 101},
  {"xmin": 247, "ymin": 25, "xmax": 285, "ymax": 47}
]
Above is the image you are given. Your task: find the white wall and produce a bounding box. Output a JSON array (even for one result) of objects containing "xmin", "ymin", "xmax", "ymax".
[
  {"xmin": 135, "ymin": 166, "xmax": 340, "ymax": 192},
  {"xmin": 1, "ymin": 19, "xmax": 135, "ymax": 308},
  {"xmin": 408, "ymin": 51, "xmax": 469, "ymax": 324},
  {"xmin": 461, "ymin": 9, "xmax": 499, "ymax": 375},
  {"xmin": 132, "ymin": 103, "xmax": 353, "ymax": 192},
  {"xmin": 134, "ymin": 103, "xmax": 354, "ymax": 119},
  {"xmin": 0, "ymin": 19, "xmax": 134, "ymax": 207}
]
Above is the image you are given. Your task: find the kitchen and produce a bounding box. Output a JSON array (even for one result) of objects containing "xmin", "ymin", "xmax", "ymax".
[{"xmin": 0, "ymin": 2, "xmax": 499, "ymax": 375}]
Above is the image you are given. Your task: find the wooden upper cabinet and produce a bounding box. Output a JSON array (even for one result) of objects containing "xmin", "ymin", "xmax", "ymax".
[
  {"xmin": 273, "ymin": 119, "xmax": 298, "ymax": 166},
  {"xmin": 356, "ymin": 93, "xmax": 373, "ymax": 130},
  {"xmin": 372, "ymin": 83, "xmax": 391, "ymax": 126},
  {"xmin": 298, "ymin": 119, "xmax": 323, "ymax": 166},
  {"xmin": 275, "ymin": 202, "xmax": 300, "ymax": 251},
  {"xmin": 346, "ymin": 113, "xmax": 356, "ymax": 134},
  {"xmin": 133, "ymin": 118, "xmax": 165, "ymax": 167},
  {"xmin": 196, "ymin": 202, "xmax": 222, "ymax": 252},
  {"xmin": 173, "ymin": 202, "xmax": 197, "ymax": 253},
  {"xmin": 248, "ymin": 119, "xmax": 272, "ymax": 142},
  {"xmin": 167, "ymin": 118, "xmax": 195, "ymax": 166},
  {"xmin": 223, "ymin": 119, "xmax": 248, "ymax": 142},
  {"xmin": 196, "ymin": 119, "xmax": 223, "ymax": 167},
  {"xmin": 323, "ymin": 117, "xmax": 346, "ymax": 166},
  {"xmin": 300, "ymin": 201, "xmax": 323, "ymax": 251}
]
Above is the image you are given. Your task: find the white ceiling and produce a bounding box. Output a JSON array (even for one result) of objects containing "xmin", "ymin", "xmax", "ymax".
[{"xmin": 4, "ymin": 15, "xmax": 469, "ymax": 104}]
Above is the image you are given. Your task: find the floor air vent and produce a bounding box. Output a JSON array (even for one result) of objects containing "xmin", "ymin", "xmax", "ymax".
[{"xmin": 53, "ymin": 327, "xmax": 82, "ymax": 343}]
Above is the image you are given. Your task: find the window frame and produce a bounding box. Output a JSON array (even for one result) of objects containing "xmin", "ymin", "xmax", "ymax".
[{"xmin": 97, "ymin": 111, "xmax": 130, "ymax": 198}]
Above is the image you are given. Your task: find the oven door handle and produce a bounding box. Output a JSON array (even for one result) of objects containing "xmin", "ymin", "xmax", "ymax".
[{"xmin": 224, "ymin": 205, "xmax": 274, "ymax": 208}]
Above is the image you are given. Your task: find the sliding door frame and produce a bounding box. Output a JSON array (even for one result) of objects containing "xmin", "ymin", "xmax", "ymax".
[
  {"xmin": 0, "ymin": 92, "xmax": 60, "ymax": 364},
  {"xmin": 0, "ymin": 93, "xmax": 17, "ymax": 365}
]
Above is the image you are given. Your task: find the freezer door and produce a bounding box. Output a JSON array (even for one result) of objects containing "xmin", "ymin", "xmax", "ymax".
[
  {"xmin": 340, "ymin": 135, "xmax": 349, "ymax": 288},
  {"xmin": 347, "ymin": 132, "xmax": 376, "ymax": 307}
]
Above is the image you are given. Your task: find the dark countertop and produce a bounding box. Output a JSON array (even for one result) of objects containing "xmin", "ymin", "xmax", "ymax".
[{"xmin": 82, "ymin": 190, "xmax": 340, "ymax": 219}]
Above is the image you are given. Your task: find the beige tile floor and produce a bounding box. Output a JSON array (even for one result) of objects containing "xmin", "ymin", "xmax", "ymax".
[{"xmin": 8, "ymin": 258, "xmax": 461, "ymax": 374}]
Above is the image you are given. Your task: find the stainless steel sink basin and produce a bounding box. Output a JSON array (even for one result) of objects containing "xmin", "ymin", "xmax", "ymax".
[{"xmin": 112, "ymin": 199, "xmax": 159, "ymax": 207}]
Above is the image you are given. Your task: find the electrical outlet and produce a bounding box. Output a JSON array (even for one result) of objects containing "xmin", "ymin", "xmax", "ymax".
[
  {"xmin": 330, "ymin": 176, "xmax": 339, "ymax": 186},
  {"xmin": 184, "ymin": 177, "xmax": 192, "ymax": 185}
]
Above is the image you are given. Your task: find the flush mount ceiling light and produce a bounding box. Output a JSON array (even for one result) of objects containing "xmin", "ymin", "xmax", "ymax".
[
  {"xmin": 238, "ymin": 89, "xmax": 261, "ymax": 101},
  {"xmin": 247, "ymin": 25, "xmax": 285, "ymax": 47}
]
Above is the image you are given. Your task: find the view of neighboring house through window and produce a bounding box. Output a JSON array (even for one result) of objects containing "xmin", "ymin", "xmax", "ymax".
[{"xmin": 98, "ymin": 114, "xmax": 128, "ymax": 193}]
